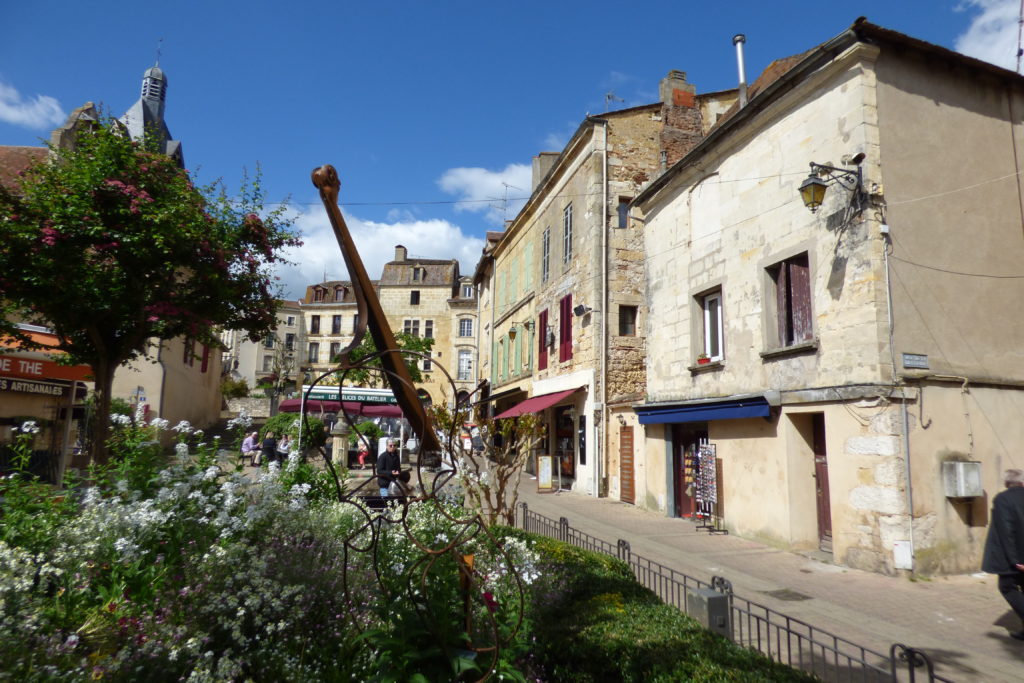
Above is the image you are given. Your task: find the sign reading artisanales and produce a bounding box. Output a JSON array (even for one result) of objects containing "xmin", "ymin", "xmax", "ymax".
[{"xmin": 0, "ymin": 377, "xmax": 69, "ymax": 397}]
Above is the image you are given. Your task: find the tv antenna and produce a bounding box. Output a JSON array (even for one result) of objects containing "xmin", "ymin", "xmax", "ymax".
[{"xmin": 605, "ymin": 92, "xmax": 625, "ymax": 111}]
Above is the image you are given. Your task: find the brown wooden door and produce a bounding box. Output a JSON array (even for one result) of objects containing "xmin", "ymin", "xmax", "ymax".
[
  {"xmin": 812, "ymin": 414, "xmax": 832, "ymax": 552},
  {"xmin": 619, "ymin": 426, "xmax": 635, "ymax": 504}
]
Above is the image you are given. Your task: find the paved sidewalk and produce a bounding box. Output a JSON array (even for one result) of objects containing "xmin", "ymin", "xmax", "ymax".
[{"xmin": 516, "ymin": 482, "xmax": 1023, "ymax": 683}]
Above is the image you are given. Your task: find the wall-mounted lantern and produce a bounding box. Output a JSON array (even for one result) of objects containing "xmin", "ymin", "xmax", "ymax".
[{"xmin": 798, "ymin": 153, "xmax": 865, "ymax": 213}]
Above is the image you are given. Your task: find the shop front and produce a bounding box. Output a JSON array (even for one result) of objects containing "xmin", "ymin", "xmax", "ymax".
[{"xmin": 1, "ymin": 325, "xmax": 92, "ymax": 483}]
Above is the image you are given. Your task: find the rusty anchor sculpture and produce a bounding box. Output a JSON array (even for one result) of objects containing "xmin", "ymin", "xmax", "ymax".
[
  {"xmin": 306, "ymin": 165, "xmax": 523, "ymax": 682},
  {"xmin": 310, "ymin": 164, "xmax": 441, "ymax": 456}
]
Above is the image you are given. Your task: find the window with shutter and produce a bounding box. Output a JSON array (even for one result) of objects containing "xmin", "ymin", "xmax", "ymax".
[
  {"xmin": 768, "ymin": 253, "xmax": 813, "ymax": 347},
  {"xmin": 538, "ymin": 309, "xmax": 549, "ymax": 370},
  {"xmin": 559, "ymin": 294, "xmax": 573, "ymax": 362}
]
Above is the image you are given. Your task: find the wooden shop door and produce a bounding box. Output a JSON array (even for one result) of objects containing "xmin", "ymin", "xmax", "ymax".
[{"xmin": 619, "ymin": 425, "xmax": 635, "ymax": 504}]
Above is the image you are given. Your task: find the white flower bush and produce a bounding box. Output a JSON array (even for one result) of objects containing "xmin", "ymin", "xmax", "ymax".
[{"xmin": 0, "ymin": 425, "xmax": 537, "ymax": 681}]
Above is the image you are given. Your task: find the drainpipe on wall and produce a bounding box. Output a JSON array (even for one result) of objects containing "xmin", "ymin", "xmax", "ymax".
[
  {"xmin": 884, "ymin": 222, "xmax": 916, "ymax": 574},
  {"xmin": 598, "ymin": 119, "xmax": 609, "ymax": 499}
]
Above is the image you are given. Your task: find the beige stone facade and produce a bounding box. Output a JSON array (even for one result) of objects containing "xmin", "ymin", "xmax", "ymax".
[
  {"xmin": 221, "ymin": 299, "xmax": 305, "ymax": 395},
  {"xmin": 476, "ymin": 74, "xmax": 735, "ymax": 496},
  {"xmin": 112, "ymin": 336, "xmax": 223, "ymax": 436},
  {"xmin": 633, "ymin": 20, "xmax": 1024, "ymax": 575},
  {"xmin": 298, "ymin": 246, "xmax": 476, "ymax": 406}
]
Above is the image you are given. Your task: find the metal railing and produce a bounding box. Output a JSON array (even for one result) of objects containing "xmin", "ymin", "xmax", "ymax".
[{"xmin": 519, "ymin": 503, "xmax": 954, "ymax": 683}]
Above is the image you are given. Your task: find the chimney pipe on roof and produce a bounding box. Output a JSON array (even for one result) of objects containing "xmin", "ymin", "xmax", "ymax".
[
  {"xmin": 395, "ymin": 245, "xmax": 407, "ymax": 261},
  {"xmin": 733, "ymin": 34, "xmax": 748, "ymax": 108}
]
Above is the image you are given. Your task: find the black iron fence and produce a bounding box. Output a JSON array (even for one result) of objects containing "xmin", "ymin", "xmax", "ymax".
[{"xmin": 519, "ymin": 503, "xmax": 955, "ymax": 683}]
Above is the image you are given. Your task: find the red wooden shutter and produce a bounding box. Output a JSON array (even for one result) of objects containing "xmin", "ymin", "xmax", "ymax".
[
  {"xmin": 559, "ymin": 294, "xmax": 573, "ymax": 362},
  {"xmin": 200, "ymin": 345, "xmax": 210, "ymax": 373},
  {"xmin": 538, "ymin": 309, "xmax": 548, "ymax": 370},
  {"xmin": 789, "ymin": 254, "xmax": 813, "ymax": 342}
]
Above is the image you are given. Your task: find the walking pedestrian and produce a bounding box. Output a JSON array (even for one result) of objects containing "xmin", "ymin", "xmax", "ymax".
[
  {"xmin": 982, "ymin": 468, "xmax": 1024, "ymax": 640},
  {"xmin": 377, "ymin": 439, "xmax": 401, "ymax": 497}
]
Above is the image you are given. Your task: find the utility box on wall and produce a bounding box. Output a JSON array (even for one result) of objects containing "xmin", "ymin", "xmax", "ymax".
[
  {"xmin": 942, "ymin": 461, "xmax": 983, "ymax": 498},
  {"xmin": 686, "ymin": 587, "xmax": 732, "ymax": 639}
]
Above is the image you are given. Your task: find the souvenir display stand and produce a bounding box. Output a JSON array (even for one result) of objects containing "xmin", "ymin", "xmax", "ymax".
[{"xmin": 694, "ymin": 444, "xmax": 727, "ymax": 534}]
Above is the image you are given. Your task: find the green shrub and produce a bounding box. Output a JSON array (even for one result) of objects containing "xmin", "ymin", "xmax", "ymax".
[
  {"xmin": 261, "ymin": 413, "xmax": 326, "ymax": 448},
  {"xmin": 496, "ymin": 528, "xmax": 814, "ymax": 682},
  {"xmin": 220, "ymin": 376, "xmax": 250, "ymax": 399}
]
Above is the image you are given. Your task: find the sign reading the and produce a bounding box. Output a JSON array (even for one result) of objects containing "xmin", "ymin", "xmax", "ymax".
[{"xmin": 0, "ymin": 354, "xmax": 92, "ymax": 382}]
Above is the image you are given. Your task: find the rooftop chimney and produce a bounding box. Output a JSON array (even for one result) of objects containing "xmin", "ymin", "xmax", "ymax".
[
  {"xmin": 733, "ymin": 34, "xmax": 748, "ymax": 108},
  {"xmin": 395, "ymin": 244, "xmax": 407, "ymax": 261},
  {"xmin": 532, "ymin": 152, "xmax": 559, "ymax": 191}
]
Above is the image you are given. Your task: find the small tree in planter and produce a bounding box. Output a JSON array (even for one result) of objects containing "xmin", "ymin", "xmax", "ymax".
[{"xmin": 431, "ymin": 404, "xmax": 546, "ymax": 526}]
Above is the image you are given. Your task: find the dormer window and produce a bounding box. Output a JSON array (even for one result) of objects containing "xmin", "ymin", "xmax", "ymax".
[
  {"xmin": 334, "ymin": 286, "xmax": 346, "ymax": 302},
  {"xmin": 412, "ymin": 267, "xmax": 424, "ymax": 282},
  {"xmin": 313, "ymin": 287, "xmax": 325, "ymax": 303}
]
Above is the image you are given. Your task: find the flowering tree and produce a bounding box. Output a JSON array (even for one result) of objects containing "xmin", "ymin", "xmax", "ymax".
[
  {"xmin": 0, "ymin": 122, "xmax": 299, "ymax": 464},
  {"xmin": 431, "ymin": 404, "xmax": 546, "ymax": 526}
]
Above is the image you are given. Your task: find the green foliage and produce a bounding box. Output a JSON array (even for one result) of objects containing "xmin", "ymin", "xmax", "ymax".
[
  {"xmin": 109, "ymin": 397, "xmax": 133, "ymax": 416},
  {"xmin": 343, "ymin": 332, "xmax": 434, "ymax": 387},
  {"xmin": 349, "ymin": 419, "xmax": 385, "ymax": 447},
  {"xmin": 0, "ymin": 120, "xmax": 298, "ymax": 464},
  {"xmin": 494, "ymin": 528, "xmax": 814, "ymax": 682},
  {"xmin": 261, "ymin": 412, "xmax": 326, "ymax": 448},
  {"xmin": 220, "ymin": 376, "xmax": 250, "ymax": 399}
]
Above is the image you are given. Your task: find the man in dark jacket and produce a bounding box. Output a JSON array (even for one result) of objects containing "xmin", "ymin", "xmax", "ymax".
[
  {"xmin": 377, "ymin": 439, "xmax": 401, "ymax": 497},
  {"xmin": 982, "ymin": 468, "xmax": 1024, "ymax": 640}
]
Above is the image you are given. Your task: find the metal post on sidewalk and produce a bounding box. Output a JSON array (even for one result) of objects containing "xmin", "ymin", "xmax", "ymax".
[
  {"xmin": 617, "ymin": 539, "xmax": 631, "ymax": 564},
  {"xmin": 519, "ymin": 502, "xmax": 528, "ymax": 530},
  {"xmin": 559, "ymin": 516, "xmax": 569, "ymax": 543}
]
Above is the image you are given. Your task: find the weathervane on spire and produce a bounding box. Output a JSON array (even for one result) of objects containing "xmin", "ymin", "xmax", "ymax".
[{"xmin": 155, "ymin": 37, "xmax": 163, "ymax": 66}]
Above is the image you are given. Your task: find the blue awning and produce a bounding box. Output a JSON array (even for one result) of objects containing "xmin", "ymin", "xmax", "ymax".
[{"xmin": 635, "ymin": 396, "xmax": 771, "ymax": 425}]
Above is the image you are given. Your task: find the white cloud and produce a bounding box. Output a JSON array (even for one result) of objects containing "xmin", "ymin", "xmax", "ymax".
[
  {"xmin": 954, "ymin": 0, "xmax": 1020, "ymax": 70},
  {"xmin": 273, "ymin": 204, "xmax": 485, "ymax": 300},
  {"xmin": 543, "ymin": 132, "xmax": 568, "ymax": 150},
  {"xmin": 0, "ymin": 79, "xmax": 65, "ymax": 129},
  {"xmin": 437, "ymin": 163, "xmax": 531, "ymax": 225}
]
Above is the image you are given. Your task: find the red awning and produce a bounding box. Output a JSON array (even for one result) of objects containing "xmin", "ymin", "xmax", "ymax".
[
  {"xmin": 494, "ymin": 388, "xmax": 580, "ymax": 419},
  {"xmin": 361, "ymin": 404, "xmax": 403, "ymax": 418},
  {"xmin": 278, "ymin": 399, "xmax": 346, "ymax": 414}
]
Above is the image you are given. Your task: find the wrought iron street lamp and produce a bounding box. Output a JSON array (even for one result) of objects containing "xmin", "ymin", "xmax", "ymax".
[
  {"xmin": 507, "ymin": 320, "xmax": 533, "ymax": 341},
  {"xmin": 799, "ymin": 155, "xmax": 865, "ymax": 213}
]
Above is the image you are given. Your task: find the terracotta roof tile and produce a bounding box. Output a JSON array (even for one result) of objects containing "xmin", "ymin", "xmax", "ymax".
[{"xmin": 0, "ymin": 146, "xmax": 46, "ymax": 191}]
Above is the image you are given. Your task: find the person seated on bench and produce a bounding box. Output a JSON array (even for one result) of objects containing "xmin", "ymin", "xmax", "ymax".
[{"xmin": 241, "ymin": 431, "xmax": 260, "ymax": 465}]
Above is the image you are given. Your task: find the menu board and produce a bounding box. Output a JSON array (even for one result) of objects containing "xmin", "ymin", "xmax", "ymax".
[{"xmin": 537, "ymin": 455, "xmax": 554, "ymax": 492}]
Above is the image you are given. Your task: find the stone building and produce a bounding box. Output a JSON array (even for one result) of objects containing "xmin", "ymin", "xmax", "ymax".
[
  {"xmin": 633, "ymin": 19, "xmax": 1024, "ymax": 575},
  {"xmin": 476, "ymin": 73, "xmax": 735, "ymax": 496},
  {"xmin": 298, "ymin": 245, "xmax": 477, "ymax": 406},
  {"xmin": 221, "ymin": 299, "xmax": 305, "ymax": 394},
  {"xmin": 298, "ymin": 280, "xmax": 361, "ymax": 383}
]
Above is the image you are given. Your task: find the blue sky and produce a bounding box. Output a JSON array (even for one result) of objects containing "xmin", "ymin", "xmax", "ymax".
[{"xmin": 1, "ymin": 0, "xmax": 1019, "ymax": 298}]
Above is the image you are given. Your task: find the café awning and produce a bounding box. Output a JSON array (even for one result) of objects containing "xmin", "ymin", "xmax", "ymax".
[{"xmin": 494, "ymin": 388, "xmax": 580, "ymax": 419}]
